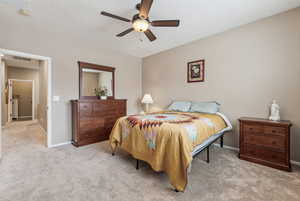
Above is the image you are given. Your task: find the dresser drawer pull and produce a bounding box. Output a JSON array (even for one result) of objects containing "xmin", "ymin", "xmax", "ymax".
[
  {"xmin": 272, "ymin": 130, "xmax": 276, "ymax": 133},
  {"xmin": 272, "ymin": 141, "xmax": 277, "ymax": 145}
]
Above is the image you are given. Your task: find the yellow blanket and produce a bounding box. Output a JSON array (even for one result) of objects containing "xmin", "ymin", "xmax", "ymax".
[{"xmin": 109, "ymin": 111, "xmax": 227, "ymax": 191}]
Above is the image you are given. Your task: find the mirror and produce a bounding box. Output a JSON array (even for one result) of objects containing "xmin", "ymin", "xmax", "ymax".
[{"xmin": 78, "ymin": 61, "xmax": 115, "ymax": 99}]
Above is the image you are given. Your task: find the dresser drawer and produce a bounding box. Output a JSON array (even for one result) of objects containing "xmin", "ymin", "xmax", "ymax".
[
  {"xmin": 79, "ymin": 118, "xmax": 105, "ymax": 129},
  {"xmin": 105, "ymin": 126, "xmax": 114, "ymax": 135},
  {"xmin": 264, "ymin": 126, "xmax": 286, "ymax": 136},
  {"xmin": 79, "ymin": 103, "xmax": 92, "ymax": 117},
  {"xmin": 244, "ymin": 133, "xmax": 285, "ymax": 150},
  {"xmin": 79, "ymin": 130, "xmax": 99, "ymax": 140},
  {"xmin": 243, "ymin": 124, "xmax": 263, "ymax": 134},
  {"xmin": 105, "ymin": 116, "xmax": 119, "ymax": 122},
  {"xmin": 244, "ymin": 144, "xmax": 286, "ymax": 164},
  {"xmin": 79, "ymin": 127, "xmax": 107, "ymax": 140}
]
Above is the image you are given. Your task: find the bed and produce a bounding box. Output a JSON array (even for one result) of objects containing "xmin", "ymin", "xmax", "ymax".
[{"xmin": 109, "ymin": 111, "xmax": 232, "ymax": 192}]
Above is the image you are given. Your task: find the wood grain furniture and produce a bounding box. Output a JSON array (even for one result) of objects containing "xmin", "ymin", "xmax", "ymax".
[
  {"xmin": 71, "ymin": 99, "xmax": 127, "ymax": 147},
  {"xmin": 239, "ymin": 117, "xmax": 292, "ymax": 171}
]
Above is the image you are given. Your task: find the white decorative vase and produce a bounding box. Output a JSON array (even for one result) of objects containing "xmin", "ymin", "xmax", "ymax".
[
  {"xmin": 269, "ymin": 100, "xmax": 280, "ymax": 121},
  {"xmin": 100, "ymin": 96, "xmax": 107, "ymax": 100}
]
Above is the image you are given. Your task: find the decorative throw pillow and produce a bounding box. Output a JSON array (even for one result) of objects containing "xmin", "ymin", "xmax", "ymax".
[
  {"xmin": 167, "ymin": 101, "xmax": 192, "ymax": 112},
  {"xmin": 189, "ymin": 101, "xmax": 220, "ymax": 114}
]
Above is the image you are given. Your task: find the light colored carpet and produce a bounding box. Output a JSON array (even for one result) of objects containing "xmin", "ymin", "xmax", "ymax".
[{"xmin": 0, "ymin": 121, "xmax": 299, "ymax": 201}]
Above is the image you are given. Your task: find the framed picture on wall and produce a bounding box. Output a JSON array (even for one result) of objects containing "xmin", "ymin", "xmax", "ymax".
[{"xmin": 187, "ymin": 60, "xmax": 205, "ymax": 83}]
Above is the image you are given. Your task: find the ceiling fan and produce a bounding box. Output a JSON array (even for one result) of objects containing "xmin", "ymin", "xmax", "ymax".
[{"xmin": 100, "ymin": 0, "xmax": 180, "ymax": 42}]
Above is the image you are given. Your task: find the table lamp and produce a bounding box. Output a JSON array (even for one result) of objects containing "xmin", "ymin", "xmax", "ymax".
[{"xmin": 141, "ymin": 94, "xmax": 153, "ymax": 113}]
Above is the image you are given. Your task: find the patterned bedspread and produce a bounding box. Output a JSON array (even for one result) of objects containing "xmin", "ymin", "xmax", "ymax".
[{"xmin": 109, "ymin": 111, "xmax": 228, "ymax": 191}]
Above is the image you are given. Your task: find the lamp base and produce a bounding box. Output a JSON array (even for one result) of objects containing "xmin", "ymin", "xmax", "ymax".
[{"xmin": 145, "ymin": 104, "xmax": 149, "ymax": 113}]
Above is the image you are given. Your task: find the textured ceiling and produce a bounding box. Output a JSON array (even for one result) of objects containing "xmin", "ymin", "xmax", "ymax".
[{"xmin": 0, "ymin": 0, "xmax": 300, "ymax": 58}]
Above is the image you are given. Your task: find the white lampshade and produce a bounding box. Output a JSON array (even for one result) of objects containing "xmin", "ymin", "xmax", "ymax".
[{"xmin": 141, "ymin": 94, "xmax": 153, "ymax": 104}]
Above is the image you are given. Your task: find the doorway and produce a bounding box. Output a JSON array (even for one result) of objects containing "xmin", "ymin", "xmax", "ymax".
[
  {"xmin": 8, "ymin": 79, "xmax": 35, "ymax": 122},
  {"xmin": 0, "ymin": 49, "xmax": 52, "ymax": 154}
]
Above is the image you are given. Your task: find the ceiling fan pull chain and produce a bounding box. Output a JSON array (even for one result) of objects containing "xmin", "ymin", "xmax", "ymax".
[{"xmin": 139, "ymin": 33, "xmax": 144, "ymax": 42}]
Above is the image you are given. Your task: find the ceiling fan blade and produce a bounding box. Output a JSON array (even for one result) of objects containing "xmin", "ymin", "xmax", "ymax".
[
  {"xmin": 151, "ymin": 20, "xmax": 180, "ymax": 27},
  {"xmin": 116, "ymin": 28, "xmax": 134, "ymax": 37},
  {"xmin": 101, "ymin": 11, "xmax": 131, "ymax": 22},
  {"xmin": 139, "ymin": 0, "xmax": 153, "ymax": 19},
  {"xmin": 144, "ymin": 29, "xmax": 157, "ymax": 42}
]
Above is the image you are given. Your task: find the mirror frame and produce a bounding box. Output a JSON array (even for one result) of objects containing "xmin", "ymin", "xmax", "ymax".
[{"xmin": 78, "ymin": 61, "xmax": 115, "ymax": 99}]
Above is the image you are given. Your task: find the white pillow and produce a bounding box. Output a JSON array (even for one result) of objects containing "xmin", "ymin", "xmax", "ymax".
[
  {"xmin": 167, "ymin": 101, "xmax": 192, "ymax": 112},
  {"xmin": 189, "ymin": 101, "xmax": 220, "ymax": 114}
]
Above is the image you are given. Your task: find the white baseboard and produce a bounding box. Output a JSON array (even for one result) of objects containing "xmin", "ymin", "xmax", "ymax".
[
  {"xmin": 213, "ymin": 143, "xmax": 239, "ymax": 151},
  {"xmin": 213, "ymin": 143, "xmax": 300, "ymax": 167},
  {"xmin": 291, "ymin": 160, "xmax": 300, "ymax": 166},
  {"xmin": 48, "ymin": 141, "xmax": 71, "ymax": 148}
]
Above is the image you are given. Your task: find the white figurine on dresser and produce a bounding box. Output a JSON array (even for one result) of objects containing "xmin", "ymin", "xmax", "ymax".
[{"xmin": 269, "ymin": 100, "xmax": 280, "ymax": 121}]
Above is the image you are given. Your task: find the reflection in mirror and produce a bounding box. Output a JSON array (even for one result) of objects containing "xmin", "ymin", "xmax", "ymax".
[{"xmin": 82, "ymin": 68, "xmax": 113, "ymax": 97}]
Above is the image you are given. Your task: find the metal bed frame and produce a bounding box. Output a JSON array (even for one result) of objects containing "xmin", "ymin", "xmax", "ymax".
[{"xmin": 113, "ymin": 131, "xmax": 227, "ymax": 192}]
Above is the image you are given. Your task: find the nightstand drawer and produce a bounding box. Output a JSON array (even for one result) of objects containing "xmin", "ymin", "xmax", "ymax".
[
  {"xmin": 244, "ymin": 133, "xmax": 285, "ymax": 150},
  {"xmin": 264, "ymin": 126, "xmax": 286, "ymax": 136},
  {"xmin": 243, "ymin": 124, "xmax": 263, "ymax": 134},
  {"xmin": 244, "ymin": 144, "xmax": 286, "ymax": 164}
]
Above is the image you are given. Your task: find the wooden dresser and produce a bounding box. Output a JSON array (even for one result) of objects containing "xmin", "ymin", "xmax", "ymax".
[
  {"xmin": 239, "ymin": 117, "xmax": 292, "ymax": 171},
  {"xmin": 71, "ymin": 99, "xmax": 127, "ymax": 147}
]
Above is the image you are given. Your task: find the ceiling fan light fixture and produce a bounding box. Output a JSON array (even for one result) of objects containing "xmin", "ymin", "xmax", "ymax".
[
  {"xmin": 132, "ymin": 19, "xmax": 149, "ymax": 32},
  {"xmin": 100, "ymin": 0, "xmax": 180, "ymax": 42}
]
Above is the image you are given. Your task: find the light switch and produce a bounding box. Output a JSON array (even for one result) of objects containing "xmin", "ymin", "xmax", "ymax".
[{"xmin": 53, "ymin": 96, "xmax": 60, "ymax": 102}]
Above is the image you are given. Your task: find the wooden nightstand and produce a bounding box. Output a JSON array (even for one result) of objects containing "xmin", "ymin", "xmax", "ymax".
[{"xmin": 239, "ymin": 117, "xmax": 292, "ymax": 171}]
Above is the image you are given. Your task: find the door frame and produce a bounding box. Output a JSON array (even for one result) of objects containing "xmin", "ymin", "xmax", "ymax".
[
  {"xmin": 0, "ymin": 53, "xmax": 3, "ymax": 159},
  {"xmin": 0, "ymin": 48, "xmax": 53, "ymax": 148},
  {"xmin": 8, "ymin": 79, "xmax": 35, "ymax": 121}
]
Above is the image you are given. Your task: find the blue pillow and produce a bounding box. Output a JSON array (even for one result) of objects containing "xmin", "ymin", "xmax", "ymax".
[
  {"xmin": 167, "ymin": 101, "xmax": 192, "ymax": 112},
  {"xmin": 190, "ymin": 101, "xmax": 220, "ymax": 114}
]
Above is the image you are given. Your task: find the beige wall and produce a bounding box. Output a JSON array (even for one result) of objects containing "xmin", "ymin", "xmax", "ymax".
[
  {"xmin": 143, "ymin": 8, "xmax": 300, "ymax": 161},
  {"xmin": 12, "ymin": 81, "xmax": 32, "ymax": 117},
  {"xmin": 0, "ymin": 23, "xmax": 142, "ymax": 146},
  {"xmin": 38, "ymin": 60, "xmax": 48, "ymax": 131},
  {"xmin": 7, "ymin": 67, "xmax": 39, "ymax": 119}
]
